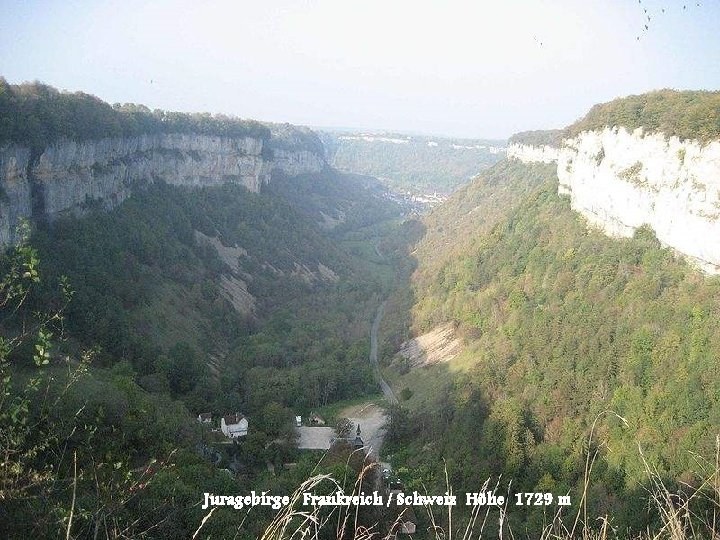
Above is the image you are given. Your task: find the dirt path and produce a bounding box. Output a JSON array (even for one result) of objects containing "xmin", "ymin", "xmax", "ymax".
[
  {"xmin": 340, "ymin": 402, "xmax": 388, "ymax": 460},
  {"xmin": 337, "ymin": 301, "xmax": 398, "ymax": 460}
]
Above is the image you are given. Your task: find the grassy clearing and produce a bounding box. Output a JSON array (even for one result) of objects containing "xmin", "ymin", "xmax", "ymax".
[
  {"xmin": 382, "ymin": 346, "xmax": 482, "ymax": 412},
  {"xmin": 383, "ymin": 362, "xmax": 453, "ymax": 412},
  {"xmin": 312, "ymin": 393, "xmax": 386, "ymax": 425}
]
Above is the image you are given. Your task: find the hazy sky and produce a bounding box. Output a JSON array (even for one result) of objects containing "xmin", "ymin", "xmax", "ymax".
[{"xmin": 1, "ymin": 0, "xmax": 719, "ymax": 138}]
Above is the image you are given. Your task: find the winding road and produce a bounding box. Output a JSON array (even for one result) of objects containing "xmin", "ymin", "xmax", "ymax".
[
  {"xmin": 337, "ymin": 301, "xmax": 398, "ymax": 460},
  {"xmin": 300, "ymin": 301, "xmax": 396, "ymax": 458},
  {"xmin": 370, "ymin": 301, "xmax": 398, "ymax": 405}
]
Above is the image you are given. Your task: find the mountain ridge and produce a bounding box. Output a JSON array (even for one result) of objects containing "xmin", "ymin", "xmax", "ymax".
[
  {"xmin": 506, "ymin": 90, "xmax": 720, "ymax": 274},
  {"xmin": 0, "ymin": 80, "xmax": 327, "ymax": 245}
]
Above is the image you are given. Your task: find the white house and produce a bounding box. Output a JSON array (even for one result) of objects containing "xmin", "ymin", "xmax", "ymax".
[
  {"xmin": 197, "ymin": 412, "xmax": 212, "ymax": 424},
  {"xmin": 221, "ymin": 413, "xmax": 248, "ymax": 438}
]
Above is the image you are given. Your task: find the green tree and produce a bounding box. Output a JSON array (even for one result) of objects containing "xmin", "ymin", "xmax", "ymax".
[{"xmin": 164, "ymin": 342, "xmax": 205, "ymax": 396}]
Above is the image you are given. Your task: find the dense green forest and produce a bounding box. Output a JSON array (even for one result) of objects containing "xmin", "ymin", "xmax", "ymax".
[
  {"xmin": 320, "ymin": 131, "xmax": 505, "ymax": 194},
  {"xmin": 508, "ymin": 129, "xmax": 564, "ymax": 147},
  {"xmin": 380, "ymin": 158, "xmax": 720, "ymax": 536},
  {"xmin": 564, "ymin": 89, "xmax": 720, "ymax": 142},
  {"xmin": 27, "ymin": 174, "xmax": 405, "ymax": 416},
  {"xmin": 0, "ymin": 79, "xmax": 322, "ymax": 157},
  {"xmin": 510, "ymin": 91, "xmax": 720, "ymax": 149},
  {"xmin": 409, "ymin": 161, "xmax": 554, "ymax": 294}
]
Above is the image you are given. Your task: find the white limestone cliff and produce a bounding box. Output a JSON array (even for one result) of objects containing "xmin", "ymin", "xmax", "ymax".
[
  {"xmin": 506, "ymin": 143, "xmax": 560, "ymax": 164},
  {"xmin": 508, "ymin": 127, "xmax": 720, "ymax": 274},
  {"xmin": 0, "ymin": 131, "xmax": 325, "ymax": 245}
]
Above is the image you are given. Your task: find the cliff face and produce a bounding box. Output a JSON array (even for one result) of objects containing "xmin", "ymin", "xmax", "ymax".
[
  {"xmin": 0, "ymin": 130, "xmax": 325, "ymax": 245},
  {"xmin": 506, "ymin": 143, "xmax": 560, "ymax": 164},
  {"xmin": 508, "ymin": 127, "xmax": 720, "ymax": 274}
]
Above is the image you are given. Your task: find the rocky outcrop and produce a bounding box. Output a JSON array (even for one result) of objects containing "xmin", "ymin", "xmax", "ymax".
[
  {"xmin": 558, "ymin": 127, "xmax": 720, "ymax": 273},
  {"xmin": 0, "ymin": 130, "xmax": 325, "ymax": 245},
  {"xmin": 397, "ymin": 322, "xmax": 462, "ymax": 368},
  {"xmin": 508, "ymin": 127, "xmax": 720, "ymax": 274},
  {"xmin": 0, "ymin": 145, "xmax": 33, "ymax": 246},
  {"xmin": 506, "ymin": 143, "xmax": 560, "ymax": 164}
]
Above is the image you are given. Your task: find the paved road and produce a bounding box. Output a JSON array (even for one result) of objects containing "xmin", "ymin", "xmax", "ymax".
[{"xmin": 370, "ymin": 301, "xmax": 398, "ymax": 405}]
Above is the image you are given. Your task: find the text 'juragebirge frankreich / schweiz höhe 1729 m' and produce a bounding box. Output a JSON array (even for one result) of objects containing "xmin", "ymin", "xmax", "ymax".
[{"xmin": 201, "ymin": 491, "xmax": 571, "ymax": 510}]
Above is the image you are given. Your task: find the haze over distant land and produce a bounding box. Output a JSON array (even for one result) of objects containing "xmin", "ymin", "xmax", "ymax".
[{"xmin": 1, "ymin": 0, "xmax": 719, "ymax": 138}]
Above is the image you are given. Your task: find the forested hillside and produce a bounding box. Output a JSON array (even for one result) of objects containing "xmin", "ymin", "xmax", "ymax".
[
  {"xmin": 564, "ymin": 89, "xmax": 720, "ymax": 142},
  {"xmin": 411, "ymin": 160, "xmax": 555, "ymax": 291},
  {"xmin": 508, "ymin": 91, "xmax": 720, "ymax": 149},
  {"xmin": 0, "ymin": 147, "xmax": 413, "ymax": 537},
  {"xmin": 0, "ymin": 78, "xmax": 321, "ymax": 156},
  {"xmin": 27, "ymin": 169, "xmax": 407, "ymax": 411},
  {"xmin": 508, "ymin": 129, "xmax": 564, "ymax": 147},
  {"xmin": 383, "ymin": 159, "xmax": 720, "ymax": 536}
]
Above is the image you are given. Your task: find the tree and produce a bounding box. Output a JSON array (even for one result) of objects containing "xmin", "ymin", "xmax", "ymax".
[
  {"xmin": 0, "ymin": 224, "xmax": 87, "ymax": 535},
  {"xmin": 261, "ymin": 401, "xmax": 293, "ymax": 437},
  {"xmin": 164, "ymin": 342, "xmax": 205, "ymax": 395}
]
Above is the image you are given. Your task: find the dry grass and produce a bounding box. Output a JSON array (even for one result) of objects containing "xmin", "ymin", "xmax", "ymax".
[{"xmin": 191, "ymin": 431, "xmax": 720, "ymax": 540}]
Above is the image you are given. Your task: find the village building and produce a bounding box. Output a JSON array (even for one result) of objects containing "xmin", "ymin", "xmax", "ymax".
[
  {"xmin": 197, "ymin": 412, "xmax": 213, "ymax": 424},
  {"xmin": 352, "ymin": 424, "xmax": 364, "ymax": 450},
  {"xmin": 296, "ymin": 419, "xmax": 370, "ymax": 453},
  {"xmin": 297, "ymin": 425, "xmax": 335, "ymax": 450},
  {"xmin": 221, "ymin": 413, "xmax": 248, "ymax": 438}
]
